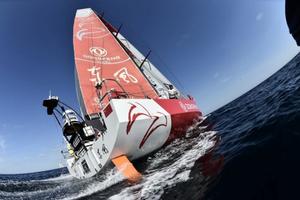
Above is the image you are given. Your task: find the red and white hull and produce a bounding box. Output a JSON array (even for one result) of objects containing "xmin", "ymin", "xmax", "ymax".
[
  {"xmin": 66, "ymin": 98, "xmax": 201, "ymax": 179},
  {"xmin": 54, "ymin": 8, "xmax": 204, "ymax": 180}
]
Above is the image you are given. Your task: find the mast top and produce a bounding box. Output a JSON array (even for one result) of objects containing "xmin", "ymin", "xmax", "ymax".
[{"xmin": 76, "ymin": 8, "xmax": 93, "ymax": 18}]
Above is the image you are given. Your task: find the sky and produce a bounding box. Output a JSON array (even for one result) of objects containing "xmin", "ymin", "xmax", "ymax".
[{"xmin": 0, "ymin": 0, "xmax": 298, "ymax": 173}]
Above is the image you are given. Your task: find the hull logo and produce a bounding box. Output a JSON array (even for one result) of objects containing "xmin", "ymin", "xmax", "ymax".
[
  {"xmin": 126, "ymin": 102, "xmax": 168, "ymax": 148},
  {"xmin": 179, "ymin": 101, "xmax": 198, "ymax": 111},
  {"xmin": 179, "ymin": 102, "xmax": 187, "ymax": 112}
]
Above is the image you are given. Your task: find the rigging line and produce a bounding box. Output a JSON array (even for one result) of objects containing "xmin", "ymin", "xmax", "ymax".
[
  {"xmin": 83, "ymin": 22, "xmax": 96, "ymax": 106},
  {"xmin": 90, "ymin": 17, "xmax": 105, "ymax": 109},
  {"xmin": 57, "ymin": 103, "xmax": 88, "ymax": 151},
  {"xmin": 106, "ymin": 23, "xmax": 158, "ymax": 97},
  {"xmin": 59, "ymin": 101, "xmax": 85, "ymax": 122},
  {"xmin": 94, "ymin": 10, "xmax": 104, "ymax": 19},
  {"xmin": 120, "ymin": 22, "xmax": 187, "ymax": 94},
  {"xmin": 151, "ymin": 50, "xmax": 188, "ymax": 94},
  {"xmin": 54, "ymin": 108, "xmax": 63, "ymax": 115},
  {"xmin": 90, "ymin": 21, "xmax": 96, "ymax": 69},
  {"xmin": 101, "ymin": 26, "xmax": 106, "ymax": 97},
  {"xmin": 53, "ymin": 111, "xmax": 63, "ymax": 128},
  {"xmin": 95, "ymin": 13, "xmax": 105, "ymax": 99}
]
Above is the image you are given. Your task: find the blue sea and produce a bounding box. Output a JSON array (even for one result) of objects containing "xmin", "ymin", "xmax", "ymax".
[{"xmin": 1, "ymin": 53, "xmax": 300, "ymax": 200}]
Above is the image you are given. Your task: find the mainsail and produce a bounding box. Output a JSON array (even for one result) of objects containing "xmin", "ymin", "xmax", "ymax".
[{"xmin": 73, "ymin": 8, "xmax": 158, "ymax": 115}]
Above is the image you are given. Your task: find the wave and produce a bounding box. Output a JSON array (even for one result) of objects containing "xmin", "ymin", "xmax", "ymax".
[
  {"xmin": 41, "ymin": 174, "xmax": 73, "ymax": 182},
  {"xmin": 0, "ymin": 122, "xmax": 217, "ymax": 200},
  {"xmin": 61, "ymin": 168, "xmax": 124, "ymax": 200},
  {"xmin": 109, "ymin": 130, "xmax": 217, "ymax": 200}
]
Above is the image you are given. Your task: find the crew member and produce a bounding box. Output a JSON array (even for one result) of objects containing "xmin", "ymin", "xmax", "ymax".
[
  {"xmin": 67, "ymin": 143, "xmax": 77, "ymax": 159},
  {"xmin": 168, "ymin": 85, "xmax": 179, "ymax": 99}
]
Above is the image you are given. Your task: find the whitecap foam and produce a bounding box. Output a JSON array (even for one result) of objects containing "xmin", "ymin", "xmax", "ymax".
[
  {"xmin": 60, "ymin": 168, "xmax": 124, "ymax": 200},
  {"xmin": 41, "ymin": 174, "xmax": 73, "ymax": 182},
  {"xmin": 109, "ymin": 131, "xmax": 216, "ymax": 200}
]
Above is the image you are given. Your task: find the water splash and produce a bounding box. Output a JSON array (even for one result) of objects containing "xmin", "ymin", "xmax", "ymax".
[{"xmin": 109, "ymin": 131, "xmax": 217, "ymax": 200}]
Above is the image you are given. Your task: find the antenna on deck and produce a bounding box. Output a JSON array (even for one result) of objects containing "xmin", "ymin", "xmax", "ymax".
[{"xmin": 139, "ymin": 50, "xmax": 151, "ymax": 68}]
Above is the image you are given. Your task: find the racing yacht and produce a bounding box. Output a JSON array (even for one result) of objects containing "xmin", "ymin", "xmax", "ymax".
[{"xmin": 43, "ymin": 8, "xmax": 202, "ymax": 181}]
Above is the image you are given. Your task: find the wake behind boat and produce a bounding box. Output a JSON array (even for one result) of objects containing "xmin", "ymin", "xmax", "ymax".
[{"xmin": 43, "ymin": 8, "xmax": 202, "ymax": 181}]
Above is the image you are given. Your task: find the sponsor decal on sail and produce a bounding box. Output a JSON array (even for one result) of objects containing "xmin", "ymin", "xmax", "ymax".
[
  {"xmin": 76, "ymin": 27, "xmax": 108, "ymax": 41},
  {"xmin": 114, "ymin": 67, "xmax": 138, "ymax": 84},
  {"xmin": 80, "ymin": 46, "xmax": 129, "ymax": 65},
  {"xmin": 87, "ymin": 66, "xmax": 101, "ymax": 85},
  {"xmin": 89, "ymin": 47, "xmax": 107, "ymax": 57},
  {"xmin": 73, "ymin": 9, "xmax": 157, "ymax": 114}
]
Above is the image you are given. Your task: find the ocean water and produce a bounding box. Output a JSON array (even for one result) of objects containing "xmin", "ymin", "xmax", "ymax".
[{"xmin": 1, "ymin": 53, "xmax": 300, "ymax": 200}]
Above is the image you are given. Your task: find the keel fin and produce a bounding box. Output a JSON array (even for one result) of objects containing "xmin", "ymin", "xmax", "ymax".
[{"xmin": 112, "ymin": 155, "xmax": 142, "ymax": 182}]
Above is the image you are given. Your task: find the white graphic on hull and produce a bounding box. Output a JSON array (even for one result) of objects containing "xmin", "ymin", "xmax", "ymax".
[
  {"xmin": 179, "ymin": 101, "xmax": 187, "ymax": 112},
  {"xmin": 114, "ymin": 67, "xmax": 138, "ymax": 84},
  {"xmin": 179, "ymin": 101, "xmax": 198, "ymax": 111}
]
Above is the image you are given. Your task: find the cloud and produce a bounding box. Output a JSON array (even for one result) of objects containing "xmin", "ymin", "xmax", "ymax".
[
  {"xmin": 213, "ymin": 72, "xmax": 231, "ymax": 83},
  {"xmin": 256, "ymin": 12, "xmax": 264, "ymax": 21},
  {"xmin": 213, "ymin": 72, "xmax": 220, "ymax": 79},
  {"xmin": 0, "ymin": 135, "xmax": 5, "ymax": 162},
  {"xmin": 221, "ymin": 77, "xmax": 232, "ymax": 83},
  {"xmin": 0, "ymin": 135, "xmax": 5, "ymax": 151},
  {"xmin": 39, "ymin": 153, "xmax": 46, "ymax": 157}
]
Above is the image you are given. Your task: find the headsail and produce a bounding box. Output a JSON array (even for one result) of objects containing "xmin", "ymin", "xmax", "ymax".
[{"xmin": 73, "ymin": 8, "xmax": 158, "ymax": 115}]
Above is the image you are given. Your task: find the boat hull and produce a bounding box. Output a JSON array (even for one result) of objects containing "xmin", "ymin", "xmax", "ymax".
[
  {"xmin": 66, "ymin": 98, "xmax": 201, "ymax": 179},
  {"xmin": 155, "ymin": 99, "xmax": 202, "ymax": 143}
]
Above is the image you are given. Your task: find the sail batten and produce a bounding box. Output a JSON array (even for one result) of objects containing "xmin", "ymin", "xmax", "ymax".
[{"xmin": 73, "ymin": 8, "xmax": 158, "ymax": 115}]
